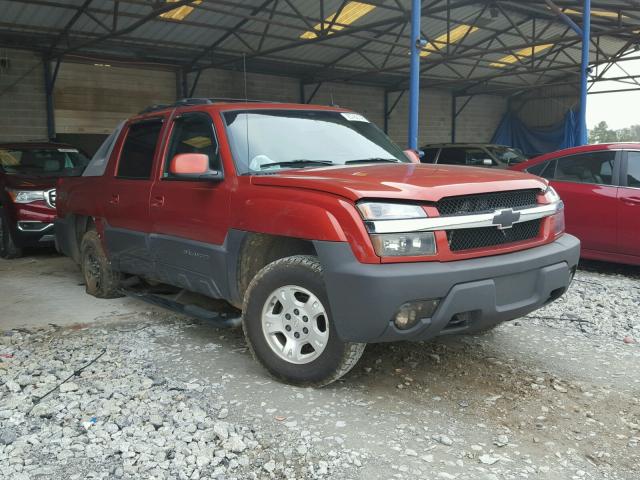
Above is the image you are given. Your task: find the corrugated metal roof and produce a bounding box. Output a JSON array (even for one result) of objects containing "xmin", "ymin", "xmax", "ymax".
[{"xmin": 0, "ymin": 0, "xmax": 638, "ymax": 94}]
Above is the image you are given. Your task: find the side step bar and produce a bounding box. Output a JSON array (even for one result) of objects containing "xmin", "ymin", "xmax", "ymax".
[{"xmin": 122, "ymin": 289, "xmax": 242, "ymax": 328}]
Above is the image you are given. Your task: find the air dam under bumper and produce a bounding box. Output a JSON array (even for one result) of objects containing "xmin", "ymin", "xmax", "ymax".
[{"xmin": 314, "ymin": 234, "xmax": 580, "ymax": 343}]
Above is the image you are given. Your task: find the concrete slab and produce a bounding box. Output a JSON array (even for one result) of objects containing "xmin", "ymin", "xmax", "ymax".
[{"xmin": 0, "ymin": 252, "xmax": 147, "ymax": 330}]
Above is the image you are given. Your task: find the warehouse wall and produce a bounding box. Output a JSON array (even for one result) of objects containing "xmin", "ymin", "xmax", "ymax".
[
  {"xmin": 0, "ymin": 49, "xmax": 48, "ymax": 142},
  {"xmin": 512, "ymin": 86, "xmax": 578, "ymax": 128},
  {"xmin": 0, "ymin": 49, "xmax": 507, "ymax": 149},
  {"xmin": 54, "ymin": 62, "xmax": 177, "ymax": 135},
  {"xmin": 190, "ymin": 68, "xmax": 507, "ymax": 147}
]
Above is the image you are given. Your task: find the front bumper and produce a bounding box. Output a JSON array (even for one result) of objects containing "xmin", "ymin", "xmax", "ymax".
[
  {"xmin": 12, "ymin": 222, "xmax": 56, "ymax": 247},
  {"xmin": 314, "ymin": 234, "xmax": 580, "ymax": 343}
]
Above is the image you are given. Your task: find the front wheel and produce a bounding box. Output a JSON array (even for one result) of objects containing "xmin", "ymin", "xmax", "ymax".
[
  {"xmin": 242, "ymin": 255, "xmax": 365, "ymax": 387},
  {"xmin": 0, "ymin": 208, "xmax": 22, "ymax": 259}
]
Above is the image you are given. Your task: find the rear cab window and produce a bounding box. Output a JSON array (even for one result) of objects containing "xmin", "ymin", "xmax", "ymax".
[{"xmin": 116, "ymin": 119, "xmax": 164, "ymax": 180}]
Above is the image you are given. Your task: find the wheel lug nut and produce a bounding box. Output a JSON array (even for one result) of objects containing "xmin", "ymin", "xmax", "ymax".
[
  {"xmin": 285, "ymin": 314, "xmax": 291, "ymax": 320},
  {"xmin": 285, "ymin": 325, "xmax": 291, "ymax": 331},
  {"xmin": 294, "ymin": 332, "xmax": 300, "ymax": 338},
  {"xmin": 303, "ymin": 327, "xmax": 308, "ymax": 334},
  {"xmin": 302, "ymin": 316, "xmax": 308, "ymax": 322},
  {"xmin": 294, "ymin": 309, "xmax": 300, "ymax": 315}
]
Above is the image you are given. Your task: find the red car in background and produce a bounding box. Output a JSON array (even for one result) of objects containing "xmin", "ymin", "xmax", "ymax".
[
  {"xmin": 511, "ymin": 143, "xmax": 640, "ymax": 266},
  {"xmin": 0, "ymin": 142, "xmax": 89, "ymax": 258}
]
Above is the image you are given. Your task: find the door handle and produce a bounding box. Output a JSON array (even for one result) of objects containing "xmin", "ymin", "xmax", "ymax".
[
  {"xmin": 622, "ymin": 196, "xmax": 640, "ymax": 206},
  {"xmin": 109, "ymin": 194, "xmax": 119, "ymax": 205},
  {"xmin": 151, "ymin": 195, "xmax": 165, "ymax": 207}
]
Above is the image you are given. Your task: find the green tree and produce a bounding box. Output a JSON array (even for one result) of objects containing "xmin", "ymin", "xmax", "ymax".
[{"xmin": 589, "ymin": 121, "xmax": 617, "ymax": 144}]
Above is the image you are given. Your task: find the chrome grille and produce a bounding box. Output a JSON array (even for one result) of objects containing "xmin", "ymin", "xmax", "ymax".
[
  {"xmin": 436, "ymin": 189, "xmax": 539, "ymax": 217},
  {"xmin": 45, "ymin": 189, "xmax": 56, "ymax": 209},
  {"xmin": 447, "ymin": 219, "xmax": 542, "ymax": 252}
]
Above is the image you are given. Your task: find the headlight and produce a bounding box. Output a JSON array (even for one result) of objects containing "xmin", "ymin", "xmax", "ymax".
[
  {"xmin": 370, "ymin": 232, "xmax": 436, "ymax": 257},
  {"xmin": 357, "ymin": 202, "xmax": 426, "ymax": 220},
  {"xmin": 8, "ymin": 189, "xmax": 46, "ymax": 204},
  {"xmin": 543, "ymin": 186, "xmax": 561, "ymax": 204}
]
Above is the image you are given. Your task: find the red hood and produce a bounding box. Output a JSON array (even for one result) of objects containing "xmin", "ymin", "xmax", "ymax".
[
  {"xmin": 251, "ymin": 163, "xmax": 548, "ymax": 202},
  {"xmin": 1, "ymin": 174, "xmax": 58, "ymax": 190}
]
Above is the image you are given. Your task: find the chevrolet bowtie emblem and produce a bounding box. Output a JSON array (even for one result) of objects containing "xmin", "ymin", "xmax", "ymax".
[{"xmin": 492, "ymin": 208, "xmax": 521, "ymax": 230}]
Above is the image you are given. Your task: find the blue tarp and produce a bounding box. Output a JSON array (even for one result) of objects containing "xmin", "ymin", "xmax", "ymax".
[{"xmin": 491, "ymin": 109, "xmax": 580, "ymax": 157}]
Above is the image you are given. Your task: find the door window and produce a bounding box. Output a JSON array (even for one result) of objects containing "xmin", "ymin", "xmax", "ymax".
[
  {"xmin": 116, "ymin": 120, "xmax": 163, "ymax": 179},
  {"xmin": 626, "ymin": 152, "xmax": 640, "ymax": 188},
  {"xmin": 552, "ymin": 151, "xmax": 615, "ymax": 185},
  {"xmin": 527, "ymin": 159, "xmax": 556, "ymax": 179},
  {"xmin": 164, "ymin": 113, "xmax": 220, "ymax": 178}
]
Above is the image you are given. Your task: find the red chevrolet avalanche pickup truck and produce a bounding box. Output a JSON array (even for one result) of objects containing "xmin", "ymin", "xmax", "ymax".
[{"xmin": 55, "ymin": 99, "xmax": 579, "ymax": 386}]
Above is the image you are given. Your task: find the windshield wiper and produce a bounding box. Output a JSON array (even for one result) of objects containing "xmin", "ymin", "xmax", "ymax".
[
  {"xmin": 258, "ymin": 159, "xmax": 333, "ymax": 169},
  {"xmin": 345, "ymin": 158, "xmax": 400, "ymax": 164}
]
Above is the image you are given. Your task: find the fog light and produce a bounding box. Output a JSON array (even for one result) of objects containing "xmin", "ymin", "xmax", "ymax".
[{"xmin": 393, "ymin": 299, "xmax": 440, "ymax": 330}]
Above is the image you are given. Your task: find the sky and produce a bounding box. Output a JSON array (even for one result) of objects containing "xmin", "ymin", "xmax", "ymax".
[{"xmin": 587, "ymin": 56, "xmax": 640, "ymax": 130}]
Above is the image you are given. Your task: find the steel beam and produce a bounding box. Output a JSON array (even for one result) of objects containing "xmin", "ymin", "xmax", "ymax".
[
  {"xmin": 578, "ymin": 0, "xmax": 591, "ymax": 145},
  {"xmin": 408, "ymin": 0, "xmax": 421, "ymax": 150}
]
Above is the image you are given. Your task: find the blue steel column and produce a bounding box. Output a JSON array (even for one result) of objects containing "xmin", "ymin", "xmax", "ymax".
[
  {"xmin": 578, "ymin": 0, "xmax": 591, "ymax": 145},
  {"xmin": 407, "ymin": 0, "xmax": 421, "ymax": 149}
]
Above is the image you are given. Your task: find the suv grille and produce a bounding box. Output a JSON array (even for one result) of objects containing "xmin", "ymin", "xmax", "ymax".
[
  {"xmin": 447, "ymin": 219, "xmax": 542, "ymax": 252},
  {"xmin": 436, "ymin": 189, "xmax": 539, "ymax": 216}
]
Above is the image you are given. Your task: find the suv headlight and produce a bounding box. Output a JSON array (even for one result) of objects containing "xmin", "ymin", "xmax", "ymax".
[
  {"xmin": 8, "ymin": 189, "xmax": 46, "ymax": 204},
  {"xmin": 357, "ymin": 202, "xmax": 436, "ymax": 257}
]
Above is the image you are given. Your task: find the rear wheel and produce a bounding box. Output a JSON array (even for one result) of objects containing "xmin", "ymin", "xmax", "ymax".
[
  {"xmin": 243, "ymin": 255, "xmax": 365, "ymax": 387},
  {"xmin": 80, "ymin": 230, "xmax": 122, "ymax": 298},
  {"xmin": 0, "ymin": 208, "xmax": 22, "ymax": 259}
]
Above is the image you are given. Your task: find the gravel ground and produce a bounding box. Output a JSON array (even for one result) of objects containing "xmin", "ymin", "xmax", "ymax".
[{"xmin": 1, "ymin": 257, "xmax": 639, "ymax": 479}]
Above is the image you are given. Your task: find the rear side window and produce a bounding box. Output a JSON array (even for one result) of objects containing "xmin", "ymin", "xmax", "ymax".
[
  {"xmin": 627, "ymin": 152, "xmax": 640, "ymax": 188},
  {"xmin": 527, "ymin": 160, "xmax": 556, "ymax": 179},
  {"xmin": 116, "ymin": 120, "xmax": 163, "ymax": 179},
  {"xmin": 553, "ymin": 151, "xmax": 615, "ymax": 185},
  {"xmin": 164, "ymin": 113, "xmax": 220, "ymax": 178}
]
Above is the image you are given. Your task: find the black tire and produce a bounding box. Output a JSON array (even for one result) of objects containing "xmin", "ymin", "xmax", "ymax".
[
  {"xmin": 80, "ymin": 230, "xmax": 123, "ymax": 298},
  {"xmin": 242, "ymin": 255, "xmax": 365, "ymax": 387},
  {"xmin": 0, "ymin": 207, "xmax": 23, "ymax": 259}
]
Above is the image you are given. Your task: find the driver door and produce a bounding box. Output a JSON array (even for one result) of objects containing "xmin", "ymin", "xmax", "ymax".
[{"xmin": 148, "ymin": 111, "xmax": 231, "ymax": 298}]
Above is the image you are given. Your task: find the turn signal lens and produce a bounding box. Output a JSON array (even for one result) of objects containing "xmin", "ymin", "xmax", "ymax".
[
  {"xmin": 551, "ymin": 201, "xmax": 565, "ymax": 236},
  {"xmin": 370, "ymin": 232, "xmax": 436, "ymax": 257}
]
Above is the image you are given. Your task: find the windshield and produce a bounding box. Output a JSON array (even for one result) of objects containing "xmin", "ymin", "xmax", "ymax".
[
  {"xmin": 0, "ymin": 147, "xmax": 89, "ymax": 177},
  {"xmin": 223, "ymin": 109, "xmax": 409, "ymax": 174},
  {"xmin": 488, "ymin": 146, "xmax": 527, "ymax": 165}
]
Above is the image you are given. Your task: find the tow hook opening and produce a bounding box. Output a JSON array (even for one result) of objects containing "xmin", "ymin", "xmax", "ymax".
[
  {"xmin": 545, "ymin": 286, "xmax": 566, "ymax": 305},
  {"xmin": 445, "ymin": 310, "xmax": 480, "ymax": 331}
]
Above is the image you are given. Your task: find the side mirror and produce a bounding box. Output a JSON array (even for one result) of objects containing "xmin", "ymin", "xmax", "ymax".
[
  {"xmin": 403, "ymin": 149, "xmax": 421, "ymax": 164},
  {"xmin": 169, "ymin": 153, "xmax": 222, "ymax": 180}
]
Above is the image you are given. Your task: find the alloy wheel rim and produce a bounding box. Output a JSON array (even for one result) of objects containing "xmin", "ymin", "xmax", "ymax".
[{"xmin": 261, "ymin": 285, "xmax": 329, "ymax": 365}]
